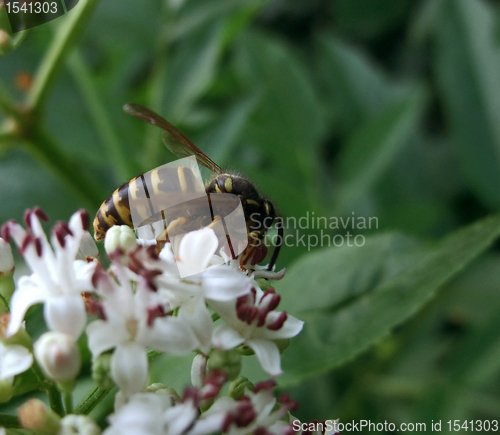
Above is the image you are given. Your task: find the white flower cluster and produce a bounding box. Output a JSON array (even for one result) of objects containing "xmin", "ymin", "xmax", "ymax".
[
  {"xmin": 105, "ymin": 379, "xmax": 299, "ymax": 435},
  {"xmin": 0, "ymin": 208, "xmax": 323, "ymax": 435}
]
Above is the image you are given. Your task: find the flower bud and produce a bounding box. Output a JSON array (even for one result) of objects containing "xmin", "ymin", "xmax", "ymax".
[
  {"xmin": 0, "ymin": 314, "xmax": 32, "ymax": 348},
  {"xmin": 0, "ymin": 238, "xmax": 14, "ymax": 275},
  {"xmin": 91, "ymin": 352, "xmax": 114, "ymax": 390},
  {"xmin": 208, "ymin": 349, "xmax": 241, "ymax": 381},
  {"xmin": 274, "ymin": 338, "xmax": 290, "ymax": 354},
  {"xmin": 0, "ymin": 378, "xmax": 14, "ymax": 403},
  {"xmin": 191, "ymin": 353, "xmax": 208, "ymax": 389},
  {"xmin": 0, "ymin": 30, "xmax": 12, "ymax": 56},
  {"xmin": 256, "ymin": 279, "xmax": 273, "ymax": 291},
  {"xmin": 34, "ymin": 332, "xmax": 81, "ymax": 383},
  {"xmin": 228, "ymin": 376, "xmax": 254, "ymax": 400},
  {"xmin": 237, "ymin": 345, "xmax": 254, "ymax": 356},
  {"xmin": 0, "ymin": 238, "xmax": 14, "ymax": 313},
  {"xmin": 59, "ymin": 415, "xmax": 101, "ymax": 435},
  {"xmin": 18, "ymin": 399, "xmax": 61, "ymax": 434},
  {"xmin": 146, "ymin": 383, "xmax": 181, "ymax": 405},
  {"xmin": 104, "ymin": 226, "xmax": 137, "ymax": 255}
]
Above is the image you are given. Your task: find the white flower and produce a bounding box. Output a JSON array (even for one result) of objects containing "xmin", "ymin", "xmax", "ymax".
[
  {"xmin": 59, "ymin": 415, "xmax": 101, "ymax": 435},
  {"xmin": 103, "ymin": 391, "xmax": 199, "ymax": 435},
  {"xmin": 86, "ymin": 258, "xmax": 199, "ymax": 397},
  {"xmin": 0, "ymin": 341, "xmax": 33, "ymax": 383},
  {"xmin": 171, "ymin": 227, "xmax": 224, "ymax": 278},
  {"xmin": 2, "ymin": 209, "xmax": 97, "ymax": 338},
  {"xmin": 192, "ymin": 381, "xmax": 297, "ymax": 435},
  {"xmin": 130, "ymin": 228, "xmax": 255, "ymax": 354},
  {"xmin": 211, "ymin": 288, "xmax": 303, "ymax": 377}
]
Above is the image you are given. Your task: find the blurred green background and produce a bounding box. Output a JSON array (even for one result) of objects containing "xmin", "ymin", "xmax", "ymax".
[{"xmin": 2, "ymin": 0, "xmax": 500, "ymax": 430}]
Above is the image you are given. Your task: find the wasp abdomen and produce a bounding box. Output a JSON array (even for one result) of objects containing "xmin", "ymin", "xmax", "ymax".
[{"xmin": 93, "ymin": 166, "xmax": 199, "ymax": 241}]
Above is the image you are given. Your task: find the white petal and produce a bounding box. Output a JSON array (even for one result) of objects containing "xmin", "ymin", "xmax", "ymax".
[
  {"xmin": 189, "ymin": 413, "xmax": 228, "ymax": 435},
  {"xmin": 247, "ymin": 338, "xmax": 282, "ymax": 377},
  {"xmin": 212, "ymin": 324, "xmax": 244, "ymax": 350},
  {"xmin": 201, "ymin": 267, "xmax": 252, "ymax": 301},
  {"xmin": 7, "ymin": 276, "xmax": 47, "ymax": 336},
  {"xmin": 86, "ymin": 320, "xmax": 127, "ymax": 357},
  {"xmin": 178, "ymin": 297, "xmax": 213, "ymax": 354},
  {"xmin": 66, "ymin": 211, "xmax": 86, "ymax": 259},
  {"xmin": 190, "ymin": 396, "xmax": 237, "ymax": 435},
  {"xmin": 164, "ymin": 401, "xmax": 198, "ymax": 435},
  {"xmin": 111, "ymin": 343, "xmax": 148, "ymax": 396},
  {"xmin": 106, "ymin": 393, "xmax": 169, "ymax": 435},
  {"xmin": 208, "ymin": 299, "xmax": 240, "ymax": 325},
  {"xmin": 0, "ymin": 343, "xmax": 33, "ymax": 379},
  {"xmin": 77, "ymin": 232, "xmax": 99, "ymax": 260},
  {"xmin": 261, "ymin": 314, "xmax": 304, "ymax": 340},
  {"xmin": 44, "ymin": 295, "xmax": 86, "ymax": 338},
  {"xmin": 142, "ymin": 317, "xmax": 198, "ymax": 355},
  {"xmin": 73, "ymin": 260, "xmax": 97, "ymax": 292},
  {"xmin": 177, "ymin": 228, "xmax": 218, "ymax": 278}
]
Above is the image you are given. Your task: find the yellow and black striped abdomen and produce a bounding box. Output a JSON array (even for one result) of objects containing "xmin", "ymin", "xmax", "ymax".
[{"xmin": 93, "ymin": 166, "xmax": 199, "ymax": 241}]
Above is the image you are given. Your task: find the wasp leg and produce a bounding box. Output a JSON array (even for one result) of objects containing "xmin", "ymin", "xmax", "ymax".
[
  {"xmin": 155, "ymin": 216, "xmax": 187, "ymax": 253},
  {"xmin": 239, "ymin": 231, "xmax": 262, "ymax": 270},
  {"xmin": 207, "ymin": 215, "xmax": 221, "ymax": 229}
]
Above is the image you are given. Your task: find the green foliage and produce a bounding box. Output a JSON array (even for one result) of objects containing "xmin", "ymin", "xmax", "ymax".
[
  {"xmin": 1, "ymin": 0, "xmax": 500, "ymax": 427},
  {"xmin": 278, "ymin": 214, "xmax": 500, "ymax": 385}
]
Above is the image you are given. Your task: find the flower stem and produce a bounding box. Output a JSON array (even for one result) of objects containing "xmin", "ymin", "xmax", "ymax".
[
  {"xmin": 64, "ymin": 391, "xmax": 73, "ymax": 415},
  {"xmin": 46, "ymin": 383, "xmax": 65, "ymax": 417},
  {"xmin": 74, "ymin": 385, "xmax": 114, "ymax": 415},
  {"xmin": 67, "ymin": 50, "xmax": 139, "ymax": 181},
  {"xmin": 0, "ymin": 413, "xmax": 21, "ymax": 428},
  {"xmin": 32, "ymin": 361, "xmax": 65, "ymax": 416},
  {"xmin": 0, "ymin": 79, "xmax": 20, "ymax": 121},
  {"xmin": 27, "ymin": 0, "xmax": 101, "ymax": 113},
  {"xmin": 22, "ymin": 126, "xmax": 106, "ymax": 209}
]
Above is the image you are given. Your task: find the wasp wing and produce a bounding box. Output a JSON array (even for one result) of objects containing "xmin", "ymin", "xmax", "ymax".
[{"xmin": 124, "ymin": 103, "xmax": 224, "ymax": 174}]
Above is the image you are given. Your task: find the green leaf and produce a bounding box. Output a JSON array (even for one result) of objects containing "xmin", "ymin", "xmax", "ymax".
[
  {"xmin": 333, "ymin": 87, "xmax": 428, "ymax": 216},
  {"xmin": 277, "ymin": 232, "xmax": 422, "ymax": 317},
  {"xmin": 279, "ymin": 213, "xmax": 500, "ymax": 386},
  {"xmin": 434, "ymin": 0, "xmax": 500, "ymax": 209},
  {"xmin": 171, "ymin": 0, "xmax": 265, "ymax": 42},
  {"xmin": 234, "ymin": 31, "xmax": 324, "ymax": 172},
  {"xmin": 331, "ymin": 0, "xmax": 412, "ymax": 40},
  {"xmin": 231, "ymin": 31, "xmax": 326, "ymax": 224},
  {"xmin": 201, "ymin": 95, "xmax": 258, "ymax": 163},
  {"xmin": 163, "ymin": 22, "xmax": 224, "ymax": 121},
  {"xmin": 317, "ymin": 35, "xmax": 398, "ymax": 131}
]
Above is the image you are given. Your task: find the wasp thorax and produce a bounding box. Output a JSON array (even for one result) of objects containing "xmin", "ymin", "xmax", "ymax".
[
  {"xmin": 207, "ymin": 174, "xmax": 259, "ymax": 198},
  {"xmin": 206, "ymin": 174, "xmax": 276, "ymax": 234}
]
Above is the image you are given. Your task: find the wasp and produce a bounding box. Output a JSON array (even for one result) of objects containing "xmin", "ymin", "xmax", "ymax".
[{"xmin": 93, "ymin": 104, "xmax": 283, "ymax": 271}]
